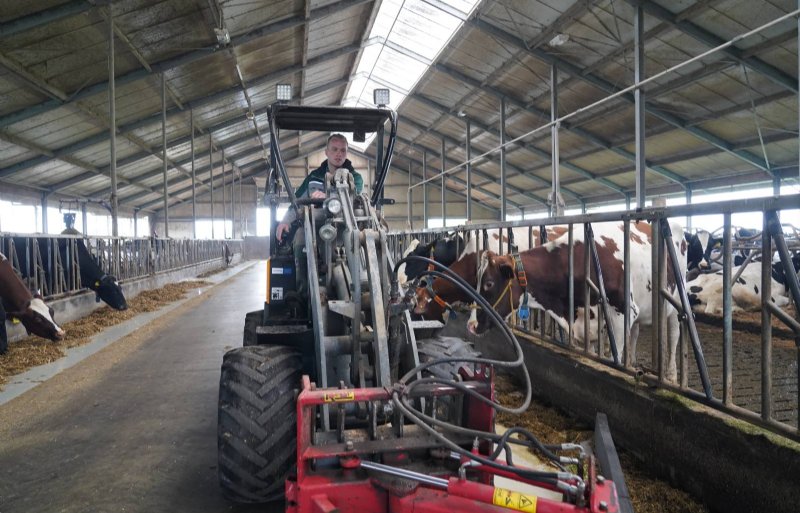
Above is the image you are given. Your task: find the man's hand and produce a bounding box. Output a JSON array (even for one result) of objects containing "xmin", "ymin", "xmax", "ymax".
[
  {"xmin": 310, "ymin": 190, "xmax": 326, "ymax": 199},
  {"xmin": 276, "ymin": 222, "xmax": 290, "ymax": 241}
]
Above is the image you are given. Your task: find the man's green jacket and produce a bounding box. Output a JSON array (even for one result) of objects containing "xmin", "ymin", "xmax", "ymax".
[{"xmin": 295, "ymin": 158, "xmax": 363, "ymax": 198}]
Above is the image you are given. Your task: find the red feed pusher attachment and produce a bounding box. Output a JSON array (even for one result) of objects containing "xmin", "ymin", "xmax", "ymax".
[{"xmin": 286, "ymin": 371, "xmax": 620, "ymax": 513}]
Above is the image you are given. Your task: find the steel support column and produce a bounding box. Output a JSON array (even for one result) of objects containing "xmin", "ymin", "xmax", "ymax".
[
  {"xmin": 109, "ymin": 9, "xmax": 119, "ymax": 275},
  {"xmin": 41, "ymin": 193, "xmax": 48, "ymax": 233},
  {"xmin": 500, "ymin": 97, "xmax": 507, "ymax": 221},
  {"xmin": 407, "ymin": 161, "xmax": 413, "ymax": 228},
  {"xmin": 222, "ymin": 149, "xmax": 227, "ymax": 238},
  {"xmin": 550, "ymin": 63, "xmax": 563, "ymax": 217},
  {"xmin": 466, "ymin": 119, "xmax": 472, "ymax": 220},
  {"xmin": 161, "ymin": 73, "xmax": 169, "ymax": 237},
  {"xmin": 634, "ymin": 3, "xmax": 646, "ymax": 208},
  {"xmin": 191, "ymin": 109, "xmax": 196, "ymax": 239},
  {"xmin": 238, "ymin": 170, "xmax": 243, "ymax": 237},
  {"xmin": 440, "ymin": 137, "xmax": 446, "ymax": 225},
  {"xmin": 108, "ymin": 9, "xmax": 118, "ymax": 241},
  {"xmin": 423, "ymin": 151, "xmax": 428, "ymax": 227},
  {"xmin": 210, "ymin": 134, "xmax": 215, "ymax": 239},
  {"xmin": 230, "ymin": 161, "xmax": 235, "ymax": 236},
  {"xmin": 233, "ymin": 169, "xmax": 238, "ymax": 238},
  {"xmin": 81, "ymin": 203, "xmax": 87, "ymax": 234},
  {"xmin": 685, "ymin": 186, "xmax": 692, "ymax": 231}
]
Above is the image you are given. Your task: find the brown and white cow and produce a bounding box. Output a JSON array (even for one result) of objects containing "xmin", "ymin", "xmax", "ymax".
[
  {"xmin": 472, "ymin": 221, "xmax": 687, "ymax": 381},
  {"xmin": 0, "ymin": 252, "xmax": 65, "ymax": 352},
  {"xmin": 414, "ymin": 226, "xmax": 569, "ymax": 324}
]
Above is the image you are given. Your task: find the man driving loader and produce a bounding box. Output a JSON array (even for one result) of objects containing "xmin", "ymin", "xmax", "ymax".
[{"xmin": 275, "ymin": 133, "xmax": 364, "ymax": 302}]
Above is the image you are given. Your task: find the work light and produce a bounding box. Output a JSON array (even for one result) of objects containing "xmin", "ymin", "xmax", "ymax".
[
  {"xmin": 373, "ymin": 88, "xmax": 390, "ymax": 107},
  {"xmin": 276, "ymin": 84, "xmax": 292, "ymax": 102}
]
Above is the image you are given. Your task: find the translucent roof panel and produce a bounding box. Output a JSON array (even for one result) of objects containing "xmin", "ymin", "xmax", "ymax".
[{"xmin": 344, "ymin": 0, "xmax": 481, "ymax": 150}]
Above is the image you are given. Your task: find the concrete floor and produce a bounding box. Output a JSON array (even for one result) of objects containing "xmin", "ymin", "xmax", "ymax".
[{"xmin": 0, "ymin": 261, "xmax": 279, "ymax": 513}]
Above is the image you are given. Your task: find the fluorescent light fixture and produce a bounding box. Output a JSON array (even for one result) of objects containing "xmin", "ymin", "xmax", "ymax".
[
  {"xmin": 548, "ymin": 33, "xmax": 569, "ymax": 47},
  {"xmin": 373, "ymin": 88, "xmax": 390, "ymax": 106},
  {"xmin": 276, "ymin": 84, "xmax": 292, "ymax": 101}
]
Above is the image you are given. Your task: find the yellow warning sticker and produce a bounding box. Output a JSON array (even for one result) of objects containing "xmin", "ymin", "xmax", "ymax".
[
  {"xmin": 323, "ymin": 391, "xmax": 355, "ymax": 403},
  {"xmin": 492, "ymin": 488, "xmax": 537, "ymax": 513}
]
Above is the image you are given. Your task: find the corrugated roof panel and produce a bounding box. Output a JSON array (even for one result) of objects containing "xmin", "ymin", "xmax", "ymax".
[
  {"xmin": 307, "ymin": 9, "xmax": 364, "ymax": 60},
  {"xmin": 480, "ymin": 0, "xmax": 564, "ymax": 44},
  {"xmin": 0, "ymin": 138, "xmax": 38, "ymax": 169},
  {"xmin": 223, "ymin": 0, "xmax": 301, "ymax": 35},
  {"xmin": 169, "ymin": 52, "xmax": 241, "ymax": 105},
  {"xmin": 8, "ymin": 113, "xmax": 103, "ymax": 148},
  {"xmin": 67, "ymin": 138, "xmax": 141, "ymax": 170},
  {"xmin": 693, "ymin": 0, "xmax": 787, "ymax": 46},
  {"xmin": 120, "ymin": 1, "xmax": 212, "ymax": 62},
  {"xmin": 0, "ymin": 66, "xmax": 50, "ymax": 117}
]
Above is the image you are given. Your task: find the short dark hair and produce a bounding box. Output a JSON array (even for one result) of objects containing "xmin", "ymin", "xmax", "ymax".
[{"xmin": 327, "ymin": 133, "xmax": 348, "ymax": 147}]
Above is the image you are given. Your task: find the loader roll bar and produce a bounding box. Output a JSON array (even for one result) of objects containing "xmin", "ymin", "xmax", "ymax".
[{"xmin": 266, "ymin": 103, "xmax": 397, "ymax": 211}]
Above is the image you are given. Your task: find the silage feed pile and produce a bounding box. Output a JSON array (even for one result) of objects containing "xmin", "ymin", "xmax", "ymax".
[{"xmin": 0, "ymin": 280, "xmax": 213, "ymax": 389}]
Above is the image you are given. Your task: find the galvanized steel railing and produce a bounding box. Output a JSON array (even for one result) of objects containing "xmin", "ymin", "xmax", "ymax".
[
  {"xmin": 0, "ymin": 234, "xmax": 242, "ymax": 300},
  {"xmin": 387, "ymin": 194, "xmax": 800, "ymax": 440}
]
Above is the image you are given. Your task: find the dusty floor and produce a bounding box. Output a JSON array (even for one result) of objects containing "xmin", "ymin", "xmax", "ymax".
[{"xmin": 0, "ymin": 265, "xmax": 271, "ymax": 513}]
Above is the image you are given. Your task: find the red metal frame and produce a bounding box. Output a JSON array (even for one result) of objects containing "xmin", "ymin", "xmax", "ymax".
[{"xmin": 286, "ymin": 374, "xmax": 620, "ymax": 513}]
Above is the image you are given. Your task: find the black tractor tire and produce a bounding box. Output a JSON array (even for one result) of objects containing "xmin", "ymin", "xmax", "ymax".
[
  {"xmin": 217, "ymin": 345, "xmax": 302, "ymax": 503},
  {"xmin": 243, "ymin": 310, "xmax": 260, "ymax": 346},
  {"xmin": 416, "ymin": 336, "xmax": 482, "ymax": 423},
  {"xmin": 417, "ymin": 336, "xmax": 481, "ymax": 380}
]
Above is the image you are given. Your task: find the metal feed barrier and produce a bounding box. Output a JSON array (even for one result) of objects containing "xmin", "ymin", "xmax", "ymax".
[
  {"xmin": 1, "ymin": 233, "xmax": 242, "ymax": 301},
  {"xmin": 388, "ymin": 194, "xmax": 800, "ymax": 440}
]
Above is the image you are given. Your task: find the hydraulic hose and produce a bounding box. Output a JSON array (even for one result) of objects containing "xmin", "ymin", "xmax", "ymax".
[{"xmin": 387, "ymin": 254, "xmax": 583, "ymax": 487}]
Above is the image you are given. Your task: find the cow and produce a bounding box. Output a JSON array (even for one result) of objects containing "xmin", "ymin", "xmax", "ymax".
[
  {"xmin": 61, "ymin": 229, "xmax": 128, "ymax": 310},
  {"xmin": 0, "ymin": 301, "xmax": 6, "ymax": 354},
  {"xmin": 398, "ymin": 233, "xmax": 466, "ymax": 285},
  {"xmin": 772, "ymin": 252, "xmax": 800, "ymax": 286},
  {"xmin": 465, "ymin": 226, "xmax": 569, "ymax": 255},
  {"xmin": 687, "ymin": 257, "xmax": 799, "ymax": 314},
  {"xmin": 414, "ymin": 225, "xmax": 571, "ymax": 326},
  {"xmin": 0, "ymin": 251, "xmax": 65, "ymax": 352},
  {"xmin": 471, "ymin": 221, "xmax": 687, "ymax": 381},
  {"xmin": 685, "ymin": 230, "xmax": 720, "ymax": 280}
]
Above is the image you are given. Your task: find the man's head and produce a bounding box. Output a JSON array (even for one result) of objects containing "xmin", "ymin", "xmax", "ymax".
[{"xmin": 325, "ymin": 134, "xmax": 348, "ymax": 169}]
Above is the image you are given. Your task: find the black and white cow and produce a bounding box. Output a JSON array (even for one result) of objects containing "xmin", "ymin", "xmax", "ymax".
[
  {"xmin": 684, "ymin": 230, "xmax": 721, "ymax": 281},
  {"xmin": 398, "ymin": 233, "xmax": 466, "ymax": 285},
  {"xmin": 687, "ymin": 257, "xmax": 799, "ymax": 314},
  {"xmin": 61, "ymin": 229, "xmax": 128, "ymax": 310}
]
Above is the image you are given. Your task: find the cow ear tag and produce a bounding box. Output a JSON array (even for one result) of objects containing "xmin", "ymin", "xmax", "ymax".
[
  {"xmin": 11, "ymin": 317, "xmax": 20, "ymax": 324},
  {"xmin": 518, "ymin": 305, "xmax": 530, "ymax": 321},
  {"xmin": 95, "ymin": 280, "xmax": 100, "ymax": 287}
]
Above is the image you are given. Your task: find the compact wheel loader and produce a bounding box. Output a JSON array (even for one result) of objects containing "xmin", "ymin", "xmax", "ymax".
[{"xmin": 217, "ymin": 102, "xmax": 625, "ymax": 513}]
